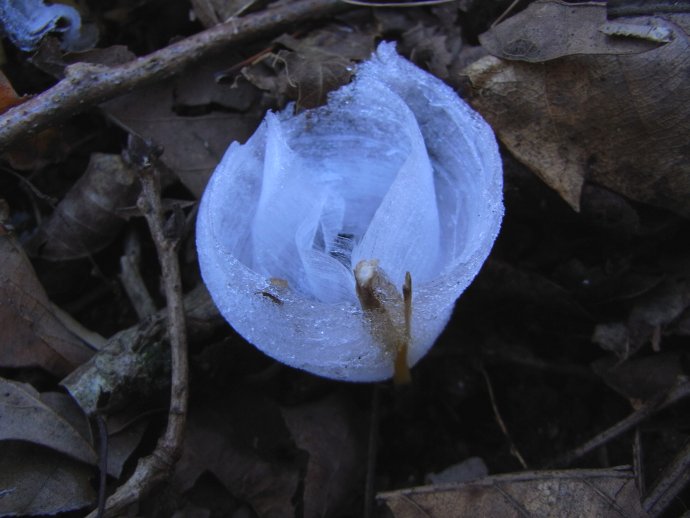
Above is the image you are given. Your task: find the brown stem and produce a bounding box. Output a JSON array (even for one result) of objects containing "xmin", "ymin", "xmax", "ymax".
[
  {"xmin": 0, "ymin": 0, "xmax": 350, "ymax": 150},
  {"xmin": 85, "ymin": 138, "xmax": 188, "ymax": 517}
]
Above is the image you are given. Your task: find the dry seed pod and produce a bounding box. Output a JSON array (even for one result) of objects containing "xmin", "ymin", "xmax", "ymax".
[{"xmin": 196, "ymin": 42, "xmax": 503, "ymax": 382}]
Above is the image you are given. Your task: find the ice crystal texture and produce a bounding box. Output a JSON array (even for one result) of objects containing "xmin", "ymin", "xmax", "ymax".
[{"xmin": 196, "ymin": 42, "xmax": 503, "ymax": 381}]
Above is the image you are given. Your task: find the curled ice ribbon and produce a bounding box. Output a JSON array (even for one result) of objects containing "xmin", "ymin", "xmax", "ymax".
[{"xmin": 196, "ymin": 42, "xmax": 503, "ymax": 382}]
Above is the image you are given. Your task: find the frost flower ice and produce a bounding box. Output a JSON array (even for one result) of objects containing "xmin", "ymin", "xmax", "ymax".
[{"xmin": 196, "ymin": 42, "xmax": 503, "ymax": 382}]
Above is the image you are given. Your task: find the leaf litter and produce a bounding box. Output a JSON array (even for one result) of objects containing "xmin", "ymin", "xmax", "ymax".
[{"xmin": 0, "ymin": 0, "xmax": 689, "ymax": 516}]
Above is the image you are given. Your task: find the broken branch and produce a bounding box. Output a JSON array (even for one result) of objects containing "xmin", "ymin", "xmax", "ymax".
[
  {"xmin": 0, "ymin": 0, "xmax": 350, "ymax": 150},
  {"xmin": 85, "ymin": 136, "xmax": 188, "ymax": 517}
]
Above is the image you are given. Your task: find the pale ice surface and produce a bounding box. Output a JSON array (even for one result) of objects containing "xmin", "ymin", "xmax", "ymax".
[{"xmin": 196, "ymin": 42, "xmax": 504, "ymax": 382}]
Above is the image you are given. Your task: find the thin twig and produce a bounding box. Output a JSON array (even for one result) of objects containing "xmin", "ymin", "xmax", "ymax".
[
  {"xmin": 95, "ymin": 414, "xmax": 108, "ymax": 518},
  {"xmin": 491, "ymin": 0, "xmax": 521, "ymax": 27},
  {"xmin": 643, "ymin": 439, "xmax": 690, "ymax": 517},
  {"xmin": 632, "ymin": 428, "xmax": 645, "ymax": 497},
  {"xmin": 479, "ymin": 363, "xmax": 529, "ymax": 469},
  {"xmin": 0, "ymin": 0, "xmax": 350, "ymax": 151},
  {"xmin": 85, "ymin": 137, "xmax": 189, "ymax": 517},
  {"xmin": 548, "ymin": 376, "xmax": 690, "ymax": 468}
]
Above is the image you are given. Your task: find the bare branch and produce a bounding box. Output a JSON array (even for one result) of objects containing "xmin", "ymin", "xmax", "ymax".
[
  {"xmin": 0, "ymin": 0, "xmax": 349, "ymax": 150},
  {"xmin": 85, "ymin": 136, "xmax": 188, "ymax": 517}
]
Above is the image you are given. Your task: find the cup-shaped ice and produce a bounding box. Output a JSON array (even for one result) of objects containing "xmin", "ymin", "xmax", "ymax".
[{"xmin": 196, "ymin": 42, "xmax": 503, "ymax": 382}]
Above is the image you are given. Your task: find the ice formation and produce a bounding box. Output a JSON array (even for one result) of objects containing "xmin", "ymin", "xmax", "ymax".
[
  {"xmin": 196, "ymin": 42, "xmax": 503, "ymax": 382},
  {"xmin": 0, "ymin": 0, "xmax": 94, "ymax": 52}
]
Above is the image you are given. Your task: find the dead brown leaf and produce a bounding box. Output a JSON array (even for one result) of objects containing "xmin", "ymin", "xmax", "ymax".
[
  {"xmin": 281, "ymin": 394, "xmax": 365, "ymax": 517},
  {"xmin": 243, "ymin": 24, "xmax": 377, "ymax": 111},
  {"xmin": 479, "ymin": 0, "xmax": 659, "ymax": 62},
  {"xmin": 592, "ymin": 276, "xmax": 690, "ymax": 359},
  {"xmin": 592, "ymin": 352, "xmax": 686, "ymax": 401},
  {"xmin": 277, "ymin": 36, "xmax": 357, "ymax": 110},
  {"xmin": 190, "ymin": 0, "xmax": 261, "ymax": 27},
  {"xmin": 106, "ymin": 413, "xmax": 149, "ymax": 479},
  {"xmin": 173, "ymin": 391, "xmax": 300, "ymax": 518},
  {"xmin": 0, "ymin": 231, "xmax": 92, "ymax": 376},
  {"xmin": 379, "ymin": 467, "xmax": 647, "ymax": 517},
  {"xmin": 0, "ymin": 442, "xmax": 96, "ymax": 516},
  {"xmin": 0, "ymin": 69, "xmax": 70, "ymax": 170},
  {"xmin": 399, "ymin": 23, "xmax": 455, "ymax": 79},
  {"xmin": 0, "ymin": 377, "xmax": 97, "ymax": 465},
  {"xmin": 24, "ymin": 153, "xmax": 140, "ymax": 261},
  {"xmin": 103, "ymin": 55, "xmax": 260, "ymax": 198},
  {"xmin": 463, "ymin": 0, "xmax": 690, "ymax": 217},
  {"xmin": 38, "ymin": 388, "xmax": 145, "ymax": 478},
  {"xmin": 0, "ymin": 70, "xmax": 28, "ymax": 114}
]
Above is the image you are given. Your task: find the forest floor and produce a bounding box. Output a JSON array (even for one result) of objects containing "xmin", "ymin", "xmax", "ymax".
[{"xmin": 0, "ymin": 0, "xmax": 689, "ymax": 517}]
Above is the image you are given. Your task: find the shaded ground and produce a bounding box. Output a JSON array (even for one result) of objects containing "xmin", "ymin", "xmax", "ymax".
[{"xmin": 0, "ymin": 1, "xmax": 689, "ymax": 517}]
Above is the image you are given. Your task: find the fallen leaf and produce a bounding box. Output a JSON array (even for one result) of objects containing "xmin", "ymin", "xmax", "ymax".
[
  {"xmin": 0, "ymin": 231, "xmax": 92, "ymax": 376},
  {"xmin": 0, "ymin": 377, "xmax": 97, "ymax": 465},
  {"xmin": 592, "ymin": 276, "xmax": 690, "ymax": 359},
  {"xmin": 24, "ymin": 153, "xmax": 140, "ymax": 261},
  {"xmin": 281, "ymin": 394, "xmax": 365, "ymax": 517},
  {"xmin": 173, "ymin": 391, "xmax": 300, "ymax": 518},
  {"xmin": 399, "ymin": 22, "xmax": 457, "ymax": 80},
  {"xmin": 242, "ymin": 23, "xmax": 377, "ymax": 111},
  {"xmin": 478, "ymin": 0, "xmax": 659, "ymax": 62},
  {"xmin": 0, "ymin": 442, "xmax": 96, "ymax": 516},
  {"xmin": 277, "ymin": 38, "xmax": 356, "ymax": 110},
  {"xmin": 39, "ymin": 389, "xmax": 144, "ymax": 478},
  {"xmin": 103, "ymin": 54, "xmax": 260, "ymax": 198},
  {"xmin": 190, "ymin": 0, "xmax": 260, "ymax": 27},
  {"xmin": 592, "ymin": 352, "xmax": 686, "ymax": 401},
  {"xmin": 463, "ymin": 1, "xmax": 690, "ymax": 216},
  {"xmin": 379, "ymin": 467, "xmax": 646, "ymax": 517},
  {"xmin": 0, "ymin": 70, "xmax": 27, "ymax": 113},
  {"xmin": 106, "ymin": 413, "xmax": 149, "ymax": 479},
  {"xmin": 425, "ymin": 457, "xmax": 488, "ymax": 485},
  {"xmin": 0, "ymin": 69, "xmax": 69, "ymax": 170}
]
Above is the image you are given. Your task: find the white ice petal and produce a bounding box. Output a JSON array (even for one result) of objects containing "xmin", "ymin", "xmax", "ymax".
[{"xmin": 196, "ymin": 42, "xmax": 504, "ymax": 381}]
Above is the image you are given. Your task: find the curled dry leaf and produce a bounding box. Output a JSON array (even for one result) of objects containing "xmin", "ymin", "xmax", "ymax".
[
  {"xmin": 379, "ymin": 467, "xmax": 646, "ymax": 517},
  {"xmin": 62, "ymin": 284, "xmax": 219, "ymax": 415},
  {"xmin": 0, "ymin": 230, "xmax": 92, "ymax": 376},
  {"xmin": 24, "ymin": 153, "xmax": 140, "ymax": 260},
  {"xmin": 463, "ymin": 0, "xmax": 690, "ymax": 216},
  {"xmin": 0, "ymin": 377, "xmax": 97, "ymax": 465}
]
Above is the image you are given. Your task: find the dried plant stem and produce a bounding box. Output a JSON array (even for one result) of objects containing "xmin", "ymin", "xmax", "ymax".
[
  {"xmin": 549, "ymin": 376, "xmax": 690, "ymax": 468},
  {"xmin": 479, "ymin": 363, "xmax": 528, "ymax": 469},
  {"xmin": 86, "ymin": 154, "xmax": 188, "ymax": 517},
  {"xmin": 0, "ymin": 0, "xmax": 349, "ymax": 151},
  {"xmin": 643, "ymin": 439, "xmax": 690, "ymax": 516}
]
